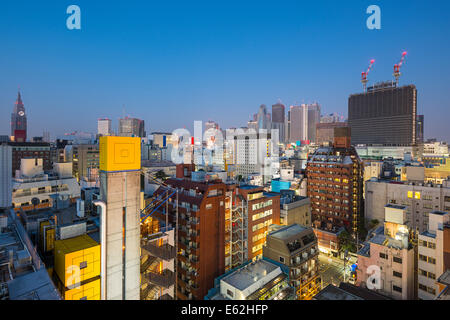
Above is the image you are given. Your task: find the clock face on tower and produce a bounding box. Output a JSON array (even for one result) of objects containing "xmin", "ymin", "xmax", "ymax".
[{"xmin": 18, "ymin": 111, "xmax": 24, "ymax": 116}]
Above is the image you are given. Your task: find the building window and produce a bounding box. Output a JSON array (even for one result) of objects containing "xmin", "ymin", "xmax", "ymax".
[
  {"xmin": 393, "ymin": 271, "xmax": 402, "ymax": 278},
  {"xmin": 419, "ymin": 254, "xmax": 427, "ymax": 262},
  {"xmin": 279, "ymin": 257, "xmax": 285, "ymax": 263},
  {"xmin": 393, "ymin": 257, "xmax": 402, "ymax": 264},
  {"xmin": 379, "ymin": 252, "xmax": 388, "ymax": 259},
  {"xmin": 80, "ymin": 261, "xmax": 87, "ymax": 269},
  {"xmin": 205, "ymin": 204, "xmax": 212, "ymax": 210},
  {"xmin": 227, "ymin": 289, "xmax": 234, "ymax": 298},
  {"xmin": 428, "ymin": 257, "xmax": 436, "ymax": 265},
  {"xmin": 393, "ymin": 285, "xmax": 402, "ymax": 293}
]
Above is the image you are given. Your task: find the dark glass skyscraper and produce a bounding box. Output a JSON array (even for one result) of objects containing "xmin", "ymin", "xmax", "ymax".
[
  {"xmin": 348, "ymin": 82, "xmax": 417, "ymax": 146},
  {"xmin": 11, "ymin": 91, "xmax": 27, "ymax": 141},
  {"xmin": 272, "ymin": 103, "xmax": 285, "ymax": 142}
]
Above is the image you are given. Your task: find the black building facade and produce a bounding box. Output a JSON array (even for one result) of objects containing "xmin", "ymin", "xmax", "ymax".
[{"xmin": 348, "ymin": 82, "xmax": 417, "ymax": 146}]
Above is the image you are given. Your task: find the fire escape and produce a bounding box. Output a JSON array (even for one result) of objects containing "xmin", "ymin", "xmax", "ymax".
[
  {"xmin": 139, "ymin": 172, "xmax": 178, "ymax": 300},
  {"xmin": 230, "ymin": 194, "xmax": 248, "ymax": 269}
]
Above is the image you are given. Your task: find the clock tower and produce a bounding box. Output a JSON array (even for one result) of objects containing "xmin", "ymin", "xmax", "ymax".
[{"xmin": 11, "ymin": 90, "xmax": 27, "ymax": 142}]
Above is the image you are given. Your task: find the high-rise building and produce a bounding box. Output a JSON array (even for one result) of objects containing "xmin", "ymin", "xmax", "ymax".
[
  {"xmin": 416, "ymin": 115, "xmax": 424, "ymax": 144},
  {"xmin": 0, "ymin": 144, "xmax": 12, "ymax": 208},
  {"xmin": 153, "ymin": 178, "xmax": 228, "ymax": 300},
  {"xmin": 306, "ymin": 127, "xmax": 363, "ymax": 252},
  {"xmin": 307, "ymin": 103, "xmax": 321, "ymax": 143},
  {"xmin": 287, "ymin": 104, "xmax": 320, "ymax": 143},
  {"xmin": 316, "ymin": 122, "xmax": 347, "ymax": 146},
  {"xmin": 272, "ymin": 103, "xmax": 285, "ymax": 143},
  {"xmin": 72, "ymin": 144, "xmax": 100, "ymax": 181},
  {"xmin": 11, "ymin": 91, "xmax": 27, "ymax": 142},
  {"xmin": 98, "ymin": 136, "xmax": 141, "ymax": 300},
  {"xmin": 98, "ymin": 118, "xmax": 112, "ymax": 136},
  {"xmin": 288, "ymin": 105, "xmax": 306, "ymax": 143},
  {"xmin": 205, "ymin": 121, "xmax": 219, "ymax": 132},
  {"xmin": 119, "ymin": 117, "xmax": 145, "ymax": 138},
  {"xmin": 348, "ymin": 82, "xmax": 418, "ymax": 146},
  {"xmin": 257, "ymin": 105, "xmax": 270, "ymax": 130}
]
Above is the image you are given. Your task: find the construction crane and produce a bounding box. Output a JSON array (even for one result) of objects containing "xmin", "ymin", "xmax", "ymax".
[
  {"xmin": 361, "ymin": 59, "xmax": 375, "ymax": 92},
  {"xmin": 394, "ymin": 51, "xmax": 408, "ymax": 86}
]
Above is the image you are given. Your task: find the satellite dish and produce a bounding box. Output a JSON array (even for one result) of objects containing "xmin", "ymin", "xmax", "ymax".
[{"xmin": 31, "ymin": 198, "xmax": 40, "ymax": 206}]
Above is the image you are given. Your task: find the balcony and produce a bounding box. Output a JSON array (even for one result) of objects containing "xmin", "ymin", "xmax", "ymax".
[
  {"xmin": 145, "ymin": 269, "xmax": 175, "ymax": 288},
  {"xmin": 141, "ymin": 255, "xmax": 158, "ymax": 273},
  {"xmin": 142, "ymin": 242, "xmax": 176, "ymax": 260}
]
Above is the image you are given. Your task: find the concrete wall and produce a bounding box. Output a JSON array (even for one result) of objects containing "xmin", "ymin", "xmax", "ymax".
[{"xmin": 100, "ymin": 170, "xmax": 140, "ymax": 300}]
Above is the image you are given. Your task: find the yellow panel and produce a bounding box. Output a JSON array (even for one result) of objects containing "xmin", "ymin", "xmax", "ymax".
[
  {"xmin": 64, "ymin": 278, "xmax": 101, "ymax": 300},
  {"xmin": 99, "ymin": 136, "xmax": 141, "ymax": 172},
  {"xmin": 54, "ymin": 234, "xmax": 101, "ymax": 287}
]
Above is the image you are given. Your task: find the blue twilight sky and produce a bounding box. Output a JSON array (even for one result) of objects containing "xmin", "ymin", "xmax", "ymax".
[{"xmin": 1, "ymin": 0, "xmax": 450, "ymax": 141}]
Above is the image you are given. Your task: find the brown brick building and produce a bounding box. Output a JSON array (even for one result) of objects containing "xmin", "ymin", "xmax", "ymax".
[
  {"xmin": 154, "ymin": 178, "xmax": 227, "ymax": 300},
  {"xmin": 306, "ymin": 128, "xmax": 363, "ymax": 253},
  {"xmin": 8, "ymin": 142, "xmax": 51, "ymax": 176}
]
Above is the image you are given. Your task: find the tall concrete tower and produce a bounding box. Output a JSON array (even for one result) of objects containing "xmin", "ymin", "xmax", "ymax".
[{"xmin": 99, "ymin": 136, "xmax": 141, "ymax": 300}]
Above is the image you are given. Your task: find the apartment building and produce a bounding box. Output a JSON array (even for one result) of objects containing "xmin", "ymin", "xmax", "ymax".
[
  {"xmin": 263, "ymin": 224, "xmax": 320, "ymax": 300},
  {"xmin": 72, "ymin": 144, "xmax": 99, "ymax": 181},
  {"xmin": 418, "ymin": 211, "xmax": 450, "ymax": 299},
  {"xmin": 306, "ymin": 127, "xmax": 363, "ymax": 248},
  {"xmin": 279, "ymin": 191, "xmax": 311, "ymax": 227},
  {"xmin": 153, "ymin": 178, "xmax": 227, "ymax": 300},
  {"xmin": 365, "ymin": 178, "xmax": 450, "ymax": 234},
  {"xmin": 235, "ymin": 185, "xmax": 281, "ymax": 261},
  {"xmin": 356, "ymin": 205, "xmax": 415, "ymax": 300}
]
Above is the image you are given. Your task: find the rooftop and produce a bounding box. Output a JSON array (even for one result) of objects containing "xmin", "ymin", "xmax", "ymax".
[
  {"xmin": 269, "ymin": 224, "xmax": 309, "ymax": 241},
  {"xmin": 7, "ymin": 269, "xmax": 60, "ymax": 300},
  {"xmin": 221, "ymin": 259, "xmax": 280, "ymax": 291},
  {"xmin": 314, "ymin": 284, "xmax": 363, "ymax": 300}
]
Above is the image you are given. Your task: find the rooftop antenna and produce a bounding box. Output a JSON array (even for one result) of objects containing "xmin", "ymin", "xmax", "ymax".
[
  {"xmin": 394, "ymin": 51, "xmax": 408, "ymax": 86},
  {"xmin": 361, "ymin": 59, "xmax": 375, "ymax": 93}
]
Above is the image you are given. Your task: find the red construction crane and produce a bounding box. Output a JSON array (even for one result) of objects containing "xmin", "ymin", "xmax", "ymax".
[
  {"xmin": 361, "ymin": 59, "xmax": 375, "ymax": 92},
  {"xmin": 394, "ymin": 51, "xmax": 407, "ymax": 85}
]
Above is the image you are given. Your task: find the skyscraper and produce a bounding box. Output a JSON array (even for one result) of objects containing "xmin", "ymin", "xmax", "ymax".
[
  {"xmin": 257, "ymin": 105, "xmax": 270, "ymax": 130},
  {"xmin": 348, "ymin": 82, "xmax": 417, "ymax": 146},
  {"xmin": 307, "ymin": 103, "xmax": 321, "ymax": 143},
  {"xmin": 272, "ymin": 103, "xmax": 285, "ymax": 143},
  {"xmin": 288, "ymin": 105, "xmax": 306, "ymax": 143},
  {"xmin": 416, "ymin": 115, "xmax": 424, "ymax": 143},
  {"xmin": 119, "ymin": 117, "xmax": 145, "ymax": 138},
  {"xmin": 11, "ymin": 91, "xmax": 27, "ymax": 142},
  {"xmin": 98, "ymin": 118, "xmax": 112, "ymax": 136}
]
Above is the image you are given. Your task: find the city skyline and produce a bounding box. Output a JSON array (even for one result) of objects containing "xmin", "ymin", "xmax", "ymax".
[{"xmin": 1, "ymin": 0, "xmax": 450, "ymax": 142}]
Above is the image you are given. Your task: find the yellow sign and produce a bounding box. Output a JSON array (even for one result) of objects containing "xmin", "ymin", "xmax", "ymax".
[{"xmin": 99, "ymin": 136, "xmax": 141, "ymax": 172}]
